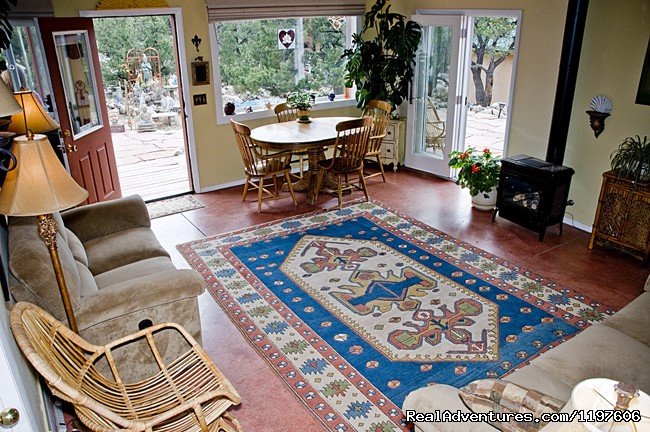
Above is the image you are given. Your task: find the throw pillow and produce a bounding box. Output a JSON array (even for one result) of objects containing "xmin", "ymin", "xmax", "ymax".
[{"xmin": 459, "ymin": 379, "xmax": 565, "ymax": 432}]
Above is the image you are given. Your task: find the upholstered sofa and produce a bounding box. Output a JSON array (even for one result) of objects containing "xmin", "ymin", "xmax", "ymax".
[
  {"xmin": 7, "ymin": 195, "xmax": 205, "ymax": 380},
  {"xmin": 403, "ymin": 275, "xmax": 650, "ymax": 432}
]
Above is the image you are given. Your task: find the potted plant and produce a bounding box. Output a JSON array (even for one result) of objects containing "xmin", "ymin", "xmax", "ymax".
[
  {"xmin": 448, "ymin": 147, "xmax": 501, "ymax": 210},
  {"xmin": 610, "ymin": 135, "xmax": 650, "ymax": 183},
  {"xmin": 342, "ymin": 0, "xmax": 422, "ymax": 113},
  {"xmin": 287, "ymin": 91, "xmax": 314, "ymax": 123}
]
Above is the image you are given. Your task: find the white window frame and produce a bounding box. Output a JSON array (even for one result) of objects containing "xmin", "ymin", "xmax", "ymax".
[{"xmin": 209, "ymin": 16, "xmax": 361, "ymax": 125}]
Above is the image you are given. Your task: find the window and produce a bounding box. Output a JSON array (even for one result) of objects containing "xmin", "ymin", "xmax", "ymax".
[{"xmin": 212, "ymin": 16, "xmax": 358, "ymax": 123}]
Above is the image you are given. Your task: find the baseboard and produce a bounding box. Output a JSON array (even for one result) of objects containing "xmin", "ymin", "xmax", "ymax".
[
  {"xmin": 196, "ymin": 167, "xmax": 303, "ymax": 194},
  {"xmin": 563, "ymin": 215, "xmax": 592, "ymax": 233}
]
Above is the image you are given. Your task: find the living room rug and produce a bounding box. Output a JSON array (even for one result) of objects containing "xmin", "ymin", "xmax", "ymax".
[
  {"xmin": 146, "ymin": 194, "xmax": 204, "ymax": 219},
  {"xmin": 178, "ymin": 201, "xmax": 614, "ymax": 432}
]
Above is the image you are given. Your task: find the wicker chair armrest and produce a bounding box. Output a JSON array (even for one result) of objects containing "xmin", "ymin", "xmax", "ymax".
[{"xmin": 102, "ymin": 322, "xmax": 197, "ymax": 351}]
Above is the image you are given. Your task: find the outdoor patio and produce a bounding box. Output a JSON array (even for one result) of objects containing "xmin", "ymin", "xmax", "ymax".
[{"xmin": 112, "ymin": 124, "xmax": 191, "ymax": 202}]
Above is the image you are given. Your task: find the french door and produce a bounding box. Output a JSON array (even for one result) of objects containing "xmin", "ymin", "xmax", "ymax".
[
  {"xmin": 38, "ymin": 18, "xmax": 122, "ymax": 204},
  {"xmin": 405, "ymin": 15, "xmax": 466, "ymax": 177}
]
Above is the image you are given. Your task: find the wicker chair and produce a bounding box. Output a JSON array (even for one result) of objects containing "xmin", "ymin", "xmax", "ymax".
[
  {"xmin": 426, "ymin": 96, "xmax": 446, "ymax": 149},
  {"xmin": 361, "ymin": 100, "xmax": 392, "ymax": 182},
  {"xmin": 231, "ymin": 119, "xmax": 298, "ymax": 212},
  {"xmin": 10, "ymin": 302, "xmax": 242, "ymax": 432},
  {"xmin": 274, "ymin": 102, "xmax": 307, "ymax": 179},
  {"xmin": 314, "ymin": 117, "xmax": 373, "ymax": 209}
]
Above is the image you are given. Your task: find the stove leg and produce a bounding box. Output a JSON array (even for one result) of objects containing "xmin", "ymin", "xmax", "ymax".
[
  {"xmin": 491, "ymin": 209, "xmax": 498, "ymax": 222},
  {"xmin": 559, "ymin": 221, "xmax": 564, "ymax": 237},
  {"xmin": 538, "ymin": 228, "xmax": 546, "ymax": 242}
]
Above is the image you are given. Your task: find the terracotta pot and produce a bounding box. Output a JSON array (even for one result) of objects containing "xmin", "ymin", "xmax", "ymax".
[
  {"xmin": 471, "ymin": 187, "xmax": 497, "ymax": 211},
  {"xmin": 297, "ymin": 109, "xmax": 311, "ymax": 123}
]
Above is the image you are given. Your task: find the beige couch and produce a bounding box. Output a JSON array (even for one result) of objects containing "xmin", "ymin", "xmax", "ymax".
[
  {"xmin": 403, "ymin": 276, "xmax": 650, "ymax": 432},
  {"xmin": 8, "ymin": 195, "xmax": 205, "ymax": 380}
]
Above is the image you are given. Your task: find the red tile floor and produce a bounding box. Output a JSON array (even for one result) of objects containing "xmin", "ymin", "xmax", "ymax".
[{"xmin": 150, "ymin": 169, "xmax": 649, "ymax": 431}]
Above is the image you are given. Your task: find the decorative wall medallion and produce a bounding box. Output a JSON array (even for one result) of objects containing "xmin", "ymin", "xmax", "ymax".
[{"xmin": 277, "ymin": 29, "xmax": 296, "ymax": 50}]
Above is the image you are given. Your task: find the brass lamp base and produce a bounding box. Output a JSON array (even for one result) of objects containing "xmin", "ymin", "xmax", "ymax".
[{"xmin": 37, "ymin": 214, "xmax": 78, "ymax": 333}]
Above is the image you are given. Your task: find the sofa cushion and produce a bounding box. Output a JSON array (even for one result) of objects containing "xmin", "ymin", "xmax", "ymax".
[
  {"xmin": 8, "ymin": 216, "xmax": 82, "ymax": 322},
  {"xmin": 529, "ymin": 324, "xmax": 650, "ymax": 393},
  {"xmin": 459, "ymin": 379, "xmax": 564, "ymax": 432},
  {"xmin": 76, "ymin": 261, "xmax": 98, "ymax": 297},
  {"xmin": 66, "ymin": 228, "xmax": 88, "ymax": 267},
  {"xmin": 602, "ymin": 292, "xmax": 650, "ymax": 346},
  {"xmin": 83, "ymin": 228, "xmax": 169, "ymax": 275},
  {"xmin": 503, "ymin": 364, "xmax": 573, "ymax": 402},
  {"xmin": 94, "ymin": 256, "xmax": 177, "ymax": 289}
]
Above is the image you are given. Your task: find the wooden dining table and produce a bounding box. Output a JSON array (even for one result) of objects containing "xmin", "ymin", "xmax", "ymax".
[{"xmin": 250, "ymin": 116, "xmax": 356, "ymax": 205}]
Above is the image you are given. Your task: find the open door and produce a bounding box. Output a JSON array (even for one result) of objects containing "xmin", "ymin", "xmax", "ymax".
[{"xmin": 38, "ymin": 18, "xmax": 121, "ymax": 204}]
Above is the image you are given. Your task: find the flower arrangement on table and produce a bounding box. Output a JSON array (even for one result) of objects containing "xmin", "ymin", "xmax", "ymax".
[
  {"xmin": 448, "ymin": 147, "xmax": 501, "ymax": 198},
  {"xmin": 287, "ymin": 91, "xmax": 315, "ymax": 123}
]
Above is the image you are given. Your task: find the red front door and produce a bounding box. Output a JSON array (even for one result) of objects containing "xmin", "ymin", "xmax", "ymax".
[{"xmin": 38, "ymin": 17, "xmax": 121, "ymax": 204}]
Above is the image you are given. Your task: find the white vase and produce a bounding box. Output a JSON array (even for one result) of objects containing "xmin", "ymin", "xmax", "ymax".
[{"xmin": 471, "ymin": 187, "xmax": 497, "ymax": 211}]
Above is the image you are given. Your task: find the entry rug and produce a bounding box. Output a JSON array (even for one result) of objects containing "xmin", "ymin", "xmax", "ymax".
[
  {"xmin": 177, "ymin": 201, "xmax": 614, "ymax": 432},
  {"xmin": 146, "ymin": 194, "xmax": 204, "ymax": 219}
]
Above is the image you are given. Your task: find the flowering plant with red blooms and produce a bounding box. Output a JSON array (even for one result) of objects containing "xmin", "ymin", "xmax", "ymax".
[{"xmin": 448, "ymin": 147, "xmax": 501, "ymax": 197}]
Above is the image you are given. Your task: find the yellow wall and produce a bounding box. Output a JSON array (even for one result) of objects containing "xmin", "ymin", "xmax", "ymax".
[
  {"xmin": 564, "ymin": 0, "xmax": 650, "ymax": 226},
  {"xmin": 53, "ymin": 0, "xmax": 650, "ymax": 227},
  {"xmin": 52, "ymin": 0, "xmax": 360, "ymax": 191}
]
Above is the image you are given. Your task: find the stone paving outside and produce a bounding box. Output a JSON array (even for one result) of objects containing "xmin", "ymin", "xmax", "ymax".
[{"xmin": 111, "ymin": 109, "xmax": 505, "ymax": 202}]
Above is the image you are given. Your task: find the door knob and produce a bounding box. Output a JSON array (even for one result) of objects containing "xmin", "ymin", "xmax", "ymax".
[
  {"xmin": 66, "ymin": 143, "xmax": 78, "ymax": 153},
  {"xmin": 0, "ymin": 408, "xmax": 19, "ymax": 428},
  {"xmin": 63, "ymin": 129, "xmax": 71, "ymax": 137}
]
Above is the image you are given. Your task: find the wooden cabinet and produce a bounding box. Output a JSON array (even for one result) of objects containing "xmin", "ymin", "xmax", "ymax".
[
  {"xmin": 380, "ymin": 118, "xmax": 405, "ymax": 171},
  {"xmin": 589, "ymin": 170, "xmax": 650, "ymax": 263}
]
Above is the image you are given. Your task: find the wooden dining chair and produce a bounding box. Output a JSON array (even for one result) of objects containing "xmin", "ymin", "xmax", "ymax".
[
  {"xmin": 231, "ymin": 119, "xmax": 298, "ymax": 212},
  {"xmin": 361, "ymin": 99, "xmax": 392, "ymax": 182},
  {"xmin": 274, "ymin": 102, "xmax": 307, "ymax": 179},
  {"xmin": 10, "ymin": 302, "xmax": 242, "ymax": 432},
  {"xmin": 314, "ymin": 117, "xmax": 373, "ymax": 209}
]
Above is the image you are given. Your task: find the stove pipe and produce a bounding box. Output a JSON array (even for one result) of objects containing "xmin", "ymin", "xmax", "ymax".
[{"xmin": 546, "ymin": 0, "xmax": 590, "ymax": 165}]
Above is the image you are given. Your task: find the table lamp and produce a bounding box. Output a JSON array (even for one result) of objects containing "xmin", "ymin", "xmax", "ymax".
[
  {"xmin": 0, "ymin": 82, "xmax": 23, "ymax": 147},
  {"xmin": 557, "ymin": 378, "xmax": 650, "ymax": 432},
  {"xmin": 0, "ymin": 132, "xmax": 88, "ymax": 332},
  {"xmin": 6, "ymin": 89, "xmax": 60, "ymax": 136}
]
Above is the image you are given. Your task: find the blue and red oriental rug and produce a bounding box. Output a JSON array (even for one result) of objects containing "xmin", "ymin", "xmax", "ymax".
[{"xmin": 178, "ymin": 201, "xmax": 613, "ymax": 432}]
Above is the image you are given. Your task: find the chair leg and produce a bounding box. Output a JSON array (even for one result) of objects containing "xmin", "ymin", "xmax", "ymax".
[
  {"xmin": 284, "ymin": 171, "xmax": 298, "ymax": 207},
  {"xmin": 314, "ymin": 169, "xmax": 324, "ymax": 203},
  {"xmin": 359, "ymin": 169, "xmax": 369, "ymax": 202},
  {"xmin": 337, "ymin": 174, "xmax": 343, "ymax": 210},
  {"xmin": 211, "ymin": 412, "xmax": 243, "ymax": 432},
  {"xmin": 242, "ymin": 175, "xmax": 251, "ymax": 201},
  {"xmin": 376, "ymin": 154, "xmax": 386, "ymax": 182},
  {"xmin": 257, "ymin": 177, "xmax": 264, "ymax": 213}
]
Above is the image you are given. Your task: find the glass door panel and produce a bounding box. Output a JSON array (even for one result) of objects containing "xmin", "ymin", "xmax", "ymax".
[
  {"xmin": 405, "ymin": 15, "xmax": 462, "ymax": 176},
  {"xmin": 52, "ymin": 31, "xmax": 102, "ymax": 139}
]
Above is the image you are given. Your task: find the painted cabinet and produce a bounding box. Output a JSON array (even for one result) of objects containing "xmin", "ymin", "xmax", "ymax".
[{"xmin": 380, "ymin": 118, "xmax": 405, "ymax": 171}]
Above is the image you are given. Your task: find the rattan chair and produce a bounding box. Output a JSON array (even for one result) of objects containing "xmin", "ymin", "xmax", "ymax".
[
  {"xmin": 426, "ymin": 96, "xmax": 446, "ymax": 149},
  {"xmin": 231, "ymin": 119, "xmax": 298, "ymax": 212},
  {"xmin": 314, "ymin": 117, "xmax": 373, "ymax": 209},
  {"xmin": 10, "ymin": 302, "xmax": 242, "ymax": 432},
  {"xmin": 274, "ymin": 102, "xmax": 307, "ymax": 179},
  {"xmin": 361, "ymin": 99, "xmax": 392, "ymax": 182}
]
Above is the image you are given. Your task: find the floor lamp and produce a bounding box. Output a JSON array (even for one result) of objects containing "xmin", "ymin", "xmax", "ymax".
[{"xmin": 0, "ymin": 133, "xmax": 88, "ymax": 332}]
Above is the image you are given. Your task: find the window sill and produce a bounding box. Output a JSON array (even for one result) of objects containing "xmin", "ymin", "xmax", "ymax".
[{"xmin": 216, "ymin": 98, "xmax": 359, "ymax": 125}]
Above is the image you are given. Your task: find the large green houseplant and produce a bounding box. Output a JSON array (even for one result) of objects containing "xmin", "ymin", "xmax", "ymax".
[{"xmin": 342, "ymin": 0, "xmax": 422, "ymax": 111}]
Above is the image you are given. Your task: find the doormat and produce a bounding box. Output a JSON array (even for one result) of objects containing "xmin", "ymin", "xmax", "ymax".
[
  {"xmin": 146, "ymin": 195, "xmax": 204, "ymax": 219},
  {"xmin": 177, "ymin": 201, "xmax": 613, "ymax": 432}
]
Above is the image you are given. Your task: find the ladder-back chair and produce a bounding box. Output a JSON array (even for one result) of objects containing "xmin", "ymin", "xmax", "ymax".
[
  {"xmin": 361, "ymin": 99, "xmax": 392, "ymax": 182},
  {"xmin": 274, "ymin": 102, "xmax": 307, "ymax": 179},
  {"xmin": 231, "ymin": 119, "xmax": 297, "ymax": 212},
  {"xmin": 314, "ymin": 117, "xmax": 373, "ymax": 209}
]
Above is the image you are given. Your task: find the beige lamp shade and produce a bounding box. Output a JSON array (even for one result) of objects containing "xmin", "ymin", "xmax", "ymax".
[
  {"xmin": 0, "ymin": 81, "xmax": 22, "ymax": 118},
  {"xmin": 7, "ymin": 90, "xmax": 60, "ymax": 135},
  {"xmin": 0, "ymin": 134, "xmax": 88, "ymax": 216}
]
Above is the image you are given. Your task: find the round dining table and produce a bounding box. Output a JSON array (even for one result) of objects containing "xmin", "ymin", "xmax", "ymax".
[{"xmin": 250, "ymin": 116, "xmax": 356, "ymax": 205}]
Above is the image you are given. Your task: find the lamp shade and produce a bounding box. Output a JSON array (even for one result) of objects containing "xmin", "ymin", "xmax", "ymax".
[
  {"xmin": 0, "ymin": 134, "xmax": 88, "ymax": 216},
  {"xmin": 7, "ymin": 90, "xmax": 60, "ymax": 135},
  {"xmin": 0, "ymin": 82, "xmax": 22, "ymax": 118}
]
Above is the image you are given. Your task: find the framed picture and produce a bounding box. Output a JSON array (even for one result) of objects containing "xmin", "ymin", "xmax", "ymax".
[
  {"xmin": 636, "ymin": 37, "xmax": 650, "ymax": 106},
  {"xmin": 192, "ymin": 61, "xmax": 210, "ymax": 86}
]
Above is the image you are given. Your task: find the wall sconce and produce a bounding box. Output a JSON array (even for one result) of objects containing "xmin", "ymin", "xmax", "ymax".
[{"xmin": 586, "ymin": 95, "xmax": 612, "ymax": 138}]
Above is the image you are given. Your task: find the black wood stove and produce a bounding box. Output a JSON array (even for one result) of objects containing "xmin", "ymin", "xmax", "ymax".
[{"xmin": 492, "ymin": 155, "xmax": 574, "ymax": 241}]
